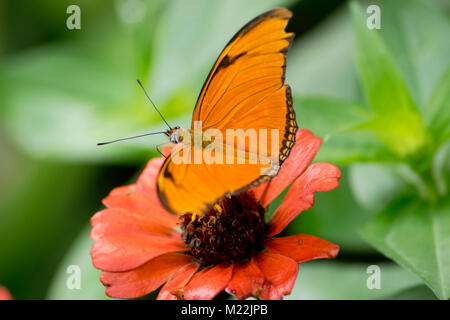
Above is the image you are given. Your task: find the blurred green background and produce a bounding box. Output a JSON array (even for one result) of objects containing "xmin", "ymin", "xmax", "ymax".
[{"xmin": 0, "ymin": 0, "xmax": 449, "ymax": 299}]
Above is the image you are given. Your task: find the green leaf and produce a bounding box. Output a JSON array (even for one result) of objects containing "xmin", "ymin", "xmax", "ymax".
[
  {"xmin": 425, "ymin": 67, "xmax": 450, "ymax": 148},
  {"xmin": 349, "ymin": 164, "xmax": 410, "ymax": 213},
  {"xmin": 375, "ymin": 0, "xmax": 450, "ymax": 107},
  {"xmin": 361, "ymin": 197, "xmax": 450, "ymax": 299},
  {"xmin": 0, "ymin": 158, "xmax": 101, "ymax": 299},
  {"xmin": 293, "ymin": 95, "xmax": 398, "ymax": 164},
  {"xmin": 350, "ymin": 1, "xmax": 427, "ymax": 157},
  {"xmin": 0, "ymin": 82, "xmax": 168, "ymax": 164},
  {"xmin": 432, "ymin": 141, "xmax": 450, "ymax": 197},
  {"xmin": 46, "ymin": 225, "xmax": 110, "ymax": 300},
  {"xmin": 286, "ymin": 261, "xmax": 427, "ymax": 300},
  {"xmin": 289, "ymin": 0, "xmax": 450, "ymax": 112},
  {"xmin": 287, "ymin": 6, "xmax": 360, "ymax": 101},
  {"xmin": 294, "ymin": 95, "xmax": 369, "ymax": 139},
  {"xmin": 386, "ymin": 284, "xmax": 438, "ymax": 300},
  {"xmin": 0, "ymin": 42, "xmax": 166, "ymax": 163},
  {"xmin": 314, "ymin": 130, "xmax": 398, "ymax": 164}
]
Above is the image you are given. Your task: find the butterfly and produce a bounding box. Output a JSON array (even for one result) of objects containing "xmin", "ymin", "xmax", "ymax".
[
  {"xmin": 156, "ymin": 8, "xmax": 298, "ymax": 215},
  {"xmin": 99, "ymin": 8, "xmax": 297, "ymax": 215}
]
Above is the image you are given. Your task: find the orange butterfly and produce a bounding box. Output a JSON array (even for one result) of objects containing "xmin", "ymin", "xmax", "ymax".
[
  {"xmin": 157, "ymin": 8, "xmax": 298, "ymax": 215},
  {"xmin": 99, "ymin": 8, "xmax": 297, "ymax": 215}
]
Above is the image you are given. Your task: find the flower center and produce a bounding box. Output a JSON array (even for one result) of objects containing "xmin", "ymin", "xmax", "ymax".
[{"xmin": 180, "ymin": 191, "xmax": 266, "ymax": 266}]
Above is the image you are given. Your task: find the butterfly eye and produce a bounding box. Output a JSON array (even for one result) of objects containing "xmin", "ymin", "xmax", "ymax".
[{"xmin": 170, "ymin": 133, "xmax": 179, "ymax": 143}]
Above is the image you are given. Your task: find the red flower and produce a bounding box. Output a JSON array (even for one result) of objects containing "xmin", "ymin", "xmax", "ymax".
[
  {"xmin": 0, "ymin": 286, "xmax": 12, "ymax": 300},
  {"xmin": 91, "ymin": 129, "xmax": 341, "ymax": 300}
]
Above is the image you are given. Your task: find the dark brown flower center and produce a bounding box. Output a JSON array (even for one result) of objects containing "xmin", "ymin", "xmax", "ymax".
[{"xmin": 180, "ymin": 191, "xmax": 266, "ymax": 266}]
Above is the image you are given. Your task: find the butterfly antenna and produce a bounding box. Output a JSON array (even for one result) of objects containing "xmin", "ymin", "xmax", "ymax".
[
  {"xmin": 97, "ymin": 131, "xmax": 167, "ymax": 146},
  {"xmin": 136, "ymin": 79, "xmax": 172, "ymax": 130}
]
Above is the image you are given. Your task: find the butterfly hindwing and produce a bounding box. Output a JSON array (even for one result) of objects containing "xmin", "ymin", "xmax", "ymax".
[{"xmin": 157, "ymin": 142, "xmax": 276, "ymax": 214}]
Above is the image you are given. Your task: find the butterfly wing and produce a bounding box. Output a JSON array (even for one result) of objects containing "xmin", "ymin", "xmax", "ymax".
[
  {"xmin": 157, "ymin": 142, "xmax": 276, "ymax": 215},
  {"xmin": 191, "ymin": 8, "xmax": 297, "ymax": 163},
  {"xmin": 158, "ymin": 8, "xmax": 297, "ymax": 215}
]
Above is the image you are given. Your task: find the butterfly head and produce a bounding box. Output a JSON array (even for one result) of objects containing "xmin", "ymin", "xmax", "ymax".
[{"xmin": 167, "ymin": 126, "xmax": 191, "ymax": 144}]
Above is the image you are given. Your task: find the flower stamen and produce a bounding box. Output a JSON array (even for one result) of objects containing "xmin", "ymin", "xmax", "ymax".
[{"xmin": 180, "ymin": 191, "xmax": 266, "ymax": 266}]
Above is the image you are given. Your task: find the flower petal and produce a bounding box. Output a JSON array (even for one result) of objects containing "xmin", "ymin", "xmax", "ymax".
[
  {"xmin": 157, "ymin": 263, "xmax": 199, "ymax": 300},
  {"xmin": 268, "ymin": 162, "xmax": 341, "ymax": 236},
  {"xmin": 137, "ymin": 157, "xmax": 166, "ymax": 206},
  {"xmin": 103, "ymin": 184, "xmax": 178, "ymax": 227},
  {"xmin": 91, "ymin": 232, "xmax": 187, "ymax": 272},
  {"xmin": 253, "ymin": 129, "xmax": 322, "ymax": 207},
  {"xmin": 137, "ymin": 147, "xmax": 175, "ymax": 208},
  {"xmin": 225, "ymin": 259, "xmax": 265, "ymax": 300},
  {"xmin": 255, "ymin": 252, "xmax": 298, "ymax": 300},
  {"xmin": 90, "ymin": 208, "xmax": 174, "ymax": 241},
  {"xmin": 265, "ymin": 234, "xmax": 339, "ymax": 263},
  {"xmin": 0, "ymin": 286, "xmax": 12, "ymax": 300},
  {"xmin": 183, "ymin": 264, "xmax": 233, "ymax": 300},
  {"xmin": 100, "ymin": 253, "xmax": 193, "ymax": 299},
  {"xmin": 161, "ymin": 145, "xmax": 175, "ymax": 156}
]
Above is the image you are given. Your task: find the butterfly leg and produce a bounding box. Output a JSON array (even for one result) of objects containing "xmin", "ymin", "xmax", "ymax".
[{"xmin": 156, "ymin": 142, "xmax": 172, "ymax": 159}]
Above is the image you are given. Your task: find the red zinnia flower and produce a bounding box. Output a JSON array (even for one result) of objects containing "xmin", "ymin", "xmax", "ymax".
[
  {"xmin": 90, "ymin": 129, "xmax": 341, "ymax": 300},
  {"xmin": 0, "ymin": 286, "xmax": 12, "ymax": 300}
]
